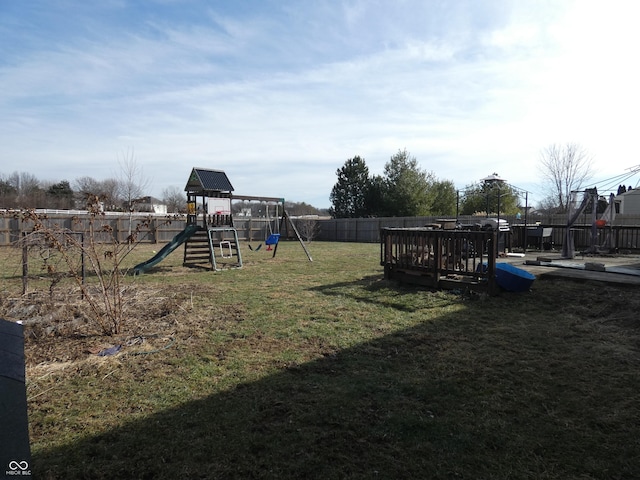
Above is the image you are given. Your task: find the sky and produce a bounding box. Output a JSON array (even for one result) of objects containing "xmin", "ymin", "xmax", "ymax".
[{"xmin": 2, "ymin": 0, "xmax": 640, "ymax": 209}]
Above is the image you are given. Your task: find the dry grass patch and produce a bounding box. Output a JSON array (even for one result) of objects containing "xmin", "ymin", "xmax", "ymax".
[{"xmin": 1, "ymin": 242, "xmax": 640, "ymax": 479}]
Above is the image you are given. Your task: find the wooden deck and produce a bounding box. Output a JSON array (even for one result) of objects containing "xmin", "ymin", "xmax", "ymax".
[
  {"xmin": 505, "ymin": 252, "xmax": 640, "ymax": 286},
  {"xmin": 380, "ymin": 227, "xmax": 498, "ymax": 294}
]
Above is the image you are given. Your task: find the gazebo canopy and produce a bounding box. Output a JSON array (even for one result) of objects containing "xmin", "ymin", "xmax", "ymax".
[{"xmin": 481, "ymin": 173, "xmax": 506, "ymax": 183}]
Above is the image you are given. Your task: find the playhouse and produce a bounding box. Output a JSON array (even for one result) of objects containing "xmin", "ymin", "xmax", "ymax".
[{"xmin": 183, "ymin": 168, "xmax": 242, "ymax": 270}]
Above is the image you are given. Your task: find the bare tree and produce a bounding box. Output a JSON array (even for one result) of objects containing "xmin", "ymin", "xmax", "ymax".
[
  {"xmin": 74, "ymin": 176, "xmax": 103, "ymax": 207},
  {"xmin": 8, "ymin": 171, "xmax": 41, "ymax": 196},
  {"xmin": 74, "ymin": 176, "xmax": 102, "ymax": 195},
  {"xmin": 117, "ymin": 148, "xmax": 150, "ymax": 211},
  {"xmin": 162, "ymin": 185, "xmax": 187, "ymax": 213},
  {"xmin": 116, "ymin": 148, "xmax": 151, "ymax": 241},
  {"xmin": 100, "ymin": 178, "xmax": 121, "ymax": 210},
  {"xmin": 8, "ymin": 171, "xmax": 44, "ymax": 207},
  {"xmin": 539, "ymin": 143, "xmax": 594, "ymax": 213},
  {"xmin": 295, "ymin": 218, "xmax": 320, "ymax": 242},
  {"xmin": 74, "ymin": 176, "xmax": 121, "ymax": 210}
]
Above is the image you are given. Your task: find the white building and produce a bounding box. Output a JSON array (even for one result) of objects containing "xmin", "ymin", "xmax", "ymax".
[
  {"xmin": 613, "ymin": 188, "xmax": 640, "ymax": 214},
  {"xmin": 136, "ymin": 196, "xmax": 168, "ymax": 214}
]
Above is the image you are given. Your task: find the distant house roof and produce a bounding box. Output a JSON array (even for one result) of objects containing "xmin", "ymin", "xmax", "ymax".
[
  {"xmin": 185, "ymin": 168, "xmax": 234, "ymax": 194},
  {"xmin": 140, "ymin": 196, "xmax": 165, "ymax": 204}
]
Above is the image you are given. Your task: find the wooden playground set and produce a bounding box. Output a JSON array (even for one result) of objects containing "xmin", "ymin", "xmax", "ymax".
[{"xmin": 133, "ymin": 168, "xmax": 312, "ymax": 274}]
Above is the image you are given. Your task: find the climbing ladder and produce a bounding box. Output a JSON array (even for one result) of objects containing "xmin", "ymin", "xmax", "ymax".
[{"xmin": 183, "ymin": 226, "xmax": 242, "ymax": 270}]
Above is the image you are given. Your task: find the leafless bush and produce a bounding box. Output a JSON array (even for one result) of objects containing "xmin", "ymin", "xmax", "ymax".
[
  {"xmin": 18, "ymin": 196, "xmax": 171, "ymax": 335},
  {"xmin": 295, "ymin": 218, "xmax": 320, "ymax": 242}
]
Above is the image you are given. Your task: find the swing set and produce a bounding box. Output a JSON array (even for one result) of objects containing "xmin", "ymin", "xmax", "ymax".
[
  {"xmin": 134, "ymin": 168, "xmax": 312, "ymax": 275},
  {"xmin": 234, "ymin": 194, "xmax": 312, "ymax": 261}
]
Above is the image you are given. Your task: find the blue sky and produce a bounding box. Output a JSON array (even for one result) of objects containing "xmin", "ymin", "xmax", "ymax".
[{"xmin": 2, "ymin": 0, "xmax": 639, "ymax": 209}]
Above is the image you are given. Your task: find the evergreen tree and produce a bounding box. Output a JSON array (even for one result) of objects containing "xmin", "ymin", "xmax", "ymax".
[
  {"xmin": 382, "ymin": 149, "xmax": 434, "ymax": 216},
  {"xmin": 47, "ymin": 180, "xmax": 75, "ymax": 209},
  {"xmin": 364, "ymin": 174, "xmax": 387, "ymax": 217},
  {"xmin": 0, "ymin": 177, "xmax": 18, "ymax": 208},
  {"xmin": 430, "ymin": 180, "xmax": 457, "ymax": 216},
  {"xmin": 330, "ymin": 156, "xmax": 371, "ymax": 218}
]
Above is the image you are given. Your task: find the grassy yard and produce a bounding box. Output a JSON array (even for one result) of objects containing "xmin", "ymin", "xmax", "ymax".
[{"xmin": 1, "ymin": 240, "xmax": 639, "ymax": 479}]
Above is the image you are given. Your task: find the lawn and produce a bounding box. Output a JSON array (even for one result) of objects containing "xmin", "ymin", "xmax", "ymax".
[{"xmin": 1, "ymin": 241, "xmax": 639, "ymax": 479}]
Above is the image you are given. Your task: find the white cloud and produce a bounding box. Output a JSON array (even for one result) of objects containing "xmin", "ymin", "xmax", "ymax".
[{"xmin": 2, "ymin": 0, "xmax": 640, "ymax": 209}]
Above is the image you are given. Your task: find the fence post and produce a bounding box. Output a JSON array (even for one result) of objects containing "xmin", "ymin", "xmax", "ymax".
[
  {"xmin": 21, "ymin": 240, "xmax": 28, "ymax": 295},
  {"xmin": 152, "ymin": 218, "xmax": 158, "ymax": 244},
  {"xmin": 115, "ymin": 218, "xmax": 121, "ymax": 243}
]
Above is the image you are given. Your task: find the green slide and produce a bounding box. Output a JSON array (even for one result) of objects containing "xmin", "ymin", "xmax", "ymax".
[{"xmin": 133, "ymin": 224, "xmax": 201, "ymax": 275}]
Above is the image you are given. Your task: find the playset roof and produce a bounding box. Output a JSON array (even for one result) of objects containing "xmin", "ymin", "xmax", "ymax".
[{"xmin": 185, "ymin": 168, "xmax": 234, "ymax": 194}]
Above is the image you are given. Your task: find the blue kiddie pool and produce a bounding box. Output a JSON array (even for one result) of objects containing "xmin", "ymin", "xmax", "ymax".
[{"xmin": 495, "ymin": 263, "xmax": 535, "ymax": 292}]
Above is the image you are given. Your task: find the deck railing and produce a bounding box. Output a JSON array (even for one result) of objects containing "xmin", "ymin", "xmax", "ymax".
[{"xmin": 380, "ymin": 227, "xmax": 497, "ymax": 293}]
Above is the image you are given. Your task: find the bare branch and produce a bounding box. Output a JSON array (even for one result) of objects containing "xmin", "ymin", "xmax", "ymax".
[
  {"xmin": 539, "ymin": 143, "xmax": 593, "ymax": 212},
  {"xmin": 116, "ymin": 147, "xmax": 151, "ymax": 210}
]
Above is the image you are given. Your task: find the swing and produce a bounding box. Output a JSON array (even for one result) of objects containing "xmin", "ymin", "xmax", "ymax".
[
  {"xmin": 248, "ymin": 201, "xmax": 265, "ymax": 251},
  {"xmin": 248, "ymin": 203, "xmax": 279, "ymax": 252},
  {"xmin": 248, "ymin": 212, "xmax": 266, "ymax": 251},
  {"xmin": 265, "ymin": 233, "xmax": 280, "ymax": 251}
]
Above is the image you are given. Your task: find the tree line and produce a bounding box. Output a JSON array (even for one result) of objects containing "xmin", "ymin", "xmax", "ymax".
[
  {"xmin": 0, "ymin": 172, "xmax": 328, "ymax": 217},
  {"xmin": 0, "ymin": 151, "xmax": 165, "ymax": 212},
  {"xmin": 0, "ymin": 171, "xmax": 176, "ymax": 212},
  {"xmin": 330, "ymin": 144, "xmax": 597, "ymax": 218},
  {"xmin": 1, "ymin": 142, "xmax": 597, "ymax": 217},
  {"xmin": 330, "ymin": 149, "xmax": 520, "ymax": 218}
]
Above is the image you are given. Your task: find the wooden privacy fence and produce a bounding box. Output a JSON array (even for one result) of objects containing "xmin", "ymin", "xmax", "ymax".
[
  {"xmin": 317, "ymin": 216, "xmax": 640, "ymax": 252},
  {"xmin": 0, "ymin": 214, "xmax": 294, "ymax": 246},
  {"xmin": 4, "ymin": 212, "xmax": 640, "ymax": 253},
  {"xmin": 0, "ymin": 214, "xmax": 186, "ymax": 246},
  {"xmin": 510, "ymin": 224, "xmax": 640, "ymax": 252},
  {"xmin": 380, "ymin": 227, "xmax": 497, "ymax": 294}
]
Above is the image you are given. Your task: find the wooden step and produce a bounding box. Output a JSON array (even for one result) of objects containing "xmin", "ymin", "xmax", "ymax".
[
  {"xmin": 185, "ymin": 245, "xmax": 210, "ymax": 253},
  {"xmin": 183, "ymin": 228, "xmax": 242, "ymax": 269}
]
